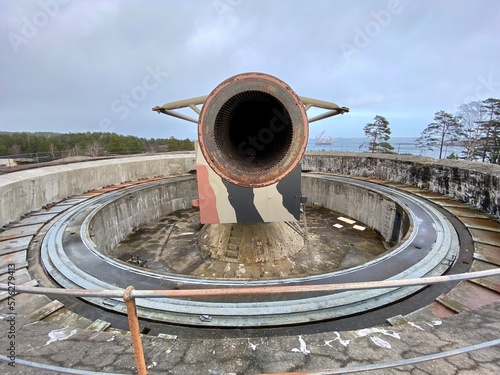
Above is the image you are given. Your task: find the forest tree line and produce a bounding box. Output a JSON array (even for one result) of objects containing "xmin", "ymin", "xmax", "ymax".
[{"xmin": 0, "ymin": 132, "xmax": 194, "ymax": 158}]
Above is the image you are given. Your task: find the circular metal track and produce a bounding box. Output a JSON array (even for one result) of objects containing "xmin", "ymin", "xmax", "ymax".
[{"xmin": 37, "ymin": 174, "xmax": 472, "ymax": 328}]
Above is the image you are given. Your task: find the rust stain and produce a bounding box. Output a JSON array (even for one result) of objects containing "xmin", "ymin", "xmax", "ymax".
[
  {"xmin": 440, "ymin": 281, "xmax": 500, "ymax": 312},
  {"xmin": 429, "ymin": 301, "xmax": 457, "ymax": 318}
]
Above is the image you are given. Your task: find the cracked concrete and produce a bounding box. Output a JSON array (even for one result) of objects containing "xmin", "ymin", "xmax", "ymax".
[{"xmin": 1, "ymin": 302, "xmax": 499, "ymax": 374}]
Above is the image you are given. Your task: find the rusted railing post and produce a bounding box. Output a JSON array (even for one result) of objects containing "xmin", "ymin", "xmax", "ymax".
[{"xmin": 123, "ymin": 286, "xmax": 148, "ymax": 375}]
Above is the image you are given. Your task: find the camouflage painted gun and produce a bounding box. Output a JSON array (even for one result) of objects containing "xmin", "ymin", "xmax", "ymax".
[{"xmin": 153, "ymin": 72, "xmax": 348, "ymax": 224}]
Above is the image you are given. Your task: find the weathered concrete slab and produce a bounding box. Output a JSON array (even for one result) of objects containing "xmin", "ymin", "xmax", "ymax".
[
  {"xmin": 474, "ymin": 243, "xmax": 500, "ymax": 266},
  {"xmin": 54, "ymin": 197, "xmax": 89, "ymax": 206},
  {"xmin": 1, "ymin": 302, "xmax": 499, "ymax": 375},
  {"xmin": 28, "ymin": 300, "xmax": 64, "ymax": 321},
  {"xmin": 0, "ymin": 235, "xmax": 31, "ymax": 255},
  {"xmin": 43, "ymin": 309, "xmax": 94, "ymax": 329},
  {"xmin": 0, "ymin": 154, "xmax": 195, "ymax": 227},
  {"xmin": 0, "ymin": 279, "xmax": 37, "ymax": 302},
  {"xmin": 0, "ymin": 251, "xmax": 27, "ymax": 270},
  {"xmin": 304, "ymin": 153, "xmax": 500, "ymax": 220},
  {"xmin": 469, "ymin": 228, "xmax": 500, "ymax": 247},
  {"xmin": 36, "ymin": 205, "xmax": 72, "ymax": 215},
  {"xmin": 470, "ymin": 259, "xmax": 500, "ymax": 293},
  {"xmin": 0, "ymin": 293, "xmax": 52, "ymax": 316},
  {"xmin": 444, "ymin": 206, "xmax": 492, "ymax": 219},
  {"xmin": 438, "ymin": 281, "xmax": 500, "ymax": 313},
  {"xmin": 0, "ymin": 225, "xmax": 42, "ymax": 241},
  {"xmin": 86, "ymin": 319, "xmax": 111, "ymax": 332},
  {"xmin": 430, "ymin": 199, "xmax": 465, "ymax": 208},
  {"xmin": 10, "ymin": 214, "xmax": 58, "ymax": 227},
  {"xmin": 0, "ymin": 261, "xmax": 27, "ymax": 276},
  {"xmin": 404, "ymin": 301, "xmax": 455, "ymax": 322},
  {"xmin": 409, "ymin": 190, "xmax": 452, "ymax": 200},
  {"xmin": 0, "ymin": 267, "xmax": 31, "ymax": 285},
  {"xmin": 460, "ymin": 217, "xmax": 500, "ymax": 233}
]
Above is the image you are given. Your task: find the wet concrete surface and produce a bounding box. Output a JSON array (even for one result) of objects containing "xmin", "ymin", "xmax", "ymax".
[{"xmin": 109, "ymin": 206, "xmax": 387, "ymax": 280}]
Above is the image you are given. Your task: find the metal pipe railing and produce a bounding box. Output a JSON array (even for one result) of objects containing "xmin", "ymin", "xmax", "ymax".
[
  {"xmin": 2, "ymin": 267, "xmax": 500, "ymax": 374},
  {"xmin": 2, "ymin": 267, "xmax": 500, "ymax": 299},
  {"xmin": 123, "ymin": 286, "xmax": 148, "ymax": 375}
]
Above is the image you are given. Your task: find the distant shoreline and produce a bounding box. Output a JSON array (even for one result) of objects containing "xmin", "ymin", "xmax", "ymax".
[{"xmin": 307, "ymin": 137, "xmax": 463, "ymax": 159}]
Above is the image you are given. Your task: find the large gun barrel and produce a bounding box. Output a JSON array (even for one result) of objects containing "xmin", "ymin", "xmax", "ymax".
[
  {"xmin": 153, "ymin": 72, "xmax": 348, "ymax": 223},
  {"xmin": 198, "ymin": 72, "xmax": 308, "ymax": 188}
]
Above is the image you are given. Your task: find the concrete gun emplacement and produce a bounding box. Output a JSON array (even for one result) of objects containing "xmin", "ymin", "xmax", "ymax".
[{"xmin": 153, "ymin": 72, "xmax": 348, "ymax": 224}]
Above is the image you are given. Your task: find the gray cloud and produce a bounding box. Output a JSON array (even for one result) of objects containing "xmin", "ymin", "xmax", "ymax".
[{"xmin": 1, "ymin": 0, "xmax": 499, "ymax": 140}]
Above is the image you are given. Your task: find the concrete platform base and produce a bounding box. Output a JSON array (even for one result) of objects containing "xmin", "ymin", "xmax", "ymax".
[
  {"xmin": 1, "ymin": 301, "xmax": 499, "ymax": 374},
  {"xmin": 198, "ymin": 222, "xmax": 305, "ymax": 263}
]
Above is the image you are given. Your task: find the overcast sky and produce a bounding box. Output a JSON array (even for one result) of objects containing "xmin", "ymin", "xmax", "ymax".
[{"xmin": 1, "ymin": 0, "xmax": 499, "ymax": 140}]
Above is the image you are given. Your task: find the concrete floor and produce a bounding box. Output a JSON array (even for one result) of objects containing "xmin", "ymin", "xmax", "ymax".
[{"xmin": 109, "ymin": 205, "xmax": 388, "ymax": 280}]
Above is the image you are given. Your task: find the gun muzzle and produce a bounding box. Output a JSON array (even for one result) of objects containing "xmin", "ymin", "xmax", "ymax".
[{"xmin": 198, "ymin": 72, "xmax": 308, "ymax": 188}]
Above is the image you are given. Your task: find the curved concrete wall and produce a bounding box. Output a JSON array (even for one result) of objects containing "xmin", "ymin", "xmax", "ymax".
[
  {"xmin": 0, "ymin": 153, "xmax": 195, "ymax": 227},
  {"xmin": 89, "ymin": 177, "xmax": 197, "ymax": 253},
  {"xmin": 1, "ymin": 151, "xmax": 499, "ymax": 228},
  {"xmin": 302, "ymin": 175, "xmax": 410, "ymax": 244},
  {"xmin": 303, "ymin": 152, "xmax": 500, "ymax": 220}
]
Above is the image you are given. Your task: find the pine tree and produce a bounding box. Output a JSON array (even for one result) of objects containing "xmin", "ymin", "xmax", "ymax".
[
  {"xmin": 362, "ymin": 115, "xmax": 394, "ymax": 153},
  {"xmin": 477, "ymin": 98, "xmax": 500, "ymax": 163},
  {"xmin": 416, "ymin": 111, "xmax": 463, "ymax": 159}
]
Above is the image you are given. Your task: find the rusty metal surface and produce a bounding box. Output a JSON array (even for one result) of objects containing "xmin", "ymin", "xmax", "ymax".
[
  {"xmin": 83, "ymin": 177, "xmax": 170, "ymax": 195},
  {"xmin": 123, "ymin": 286, "xmax": 148, "ymax": 375},
  {"xmin": 198, "ymin": 72, "xmax": 309, "ymax": 188},
  {"xmin": 2, "ymin": 268, "xmax": 500, "ymax": 300},
  {"xmin": 398, "ymin": 186, "xmax": 427, "ymax": 193}
]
